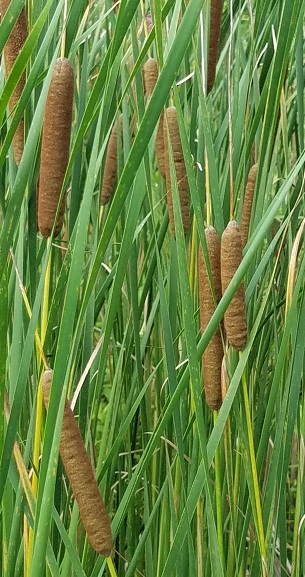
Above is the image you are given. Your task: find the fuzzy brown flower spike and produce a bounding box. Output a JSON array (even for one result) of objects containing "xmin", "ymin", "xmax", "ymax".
[
  {"xmin": 38, "ymin": 58, "xmax": 74, "ymax": 238},
  {"xmin": 207, "ymin": 0, "xmax": 223, "ymax": 93},
  {"xmin": 1, "ymin": 0, "xmax": 27, "ymax": 164},
  {"xmin": 42, "ymin": 370, "xmax": 113, "ymax": 557},
  {"xmin": 164, "ymin": 106, "xmax": 190, "ymax": 236},
  {"xmin": 221, "ymin": 221, "xmax": 247, "ymax": 350},
  {"xmin": 199, "ymin": 226, "xmax": 223, "ymax": 410}
]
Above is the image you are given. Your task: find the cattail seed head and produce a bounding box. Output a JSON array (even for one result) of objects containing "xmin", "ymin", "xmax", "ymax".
[
  {"xmin": 1, "ymin": 0, "xmax": 27, "ymax": 164},
  {"xmin": 101, "ymin": 115, "xmax": 123, "ymax": 206},
  {"xmin": 240, "ymin": 163, "xmax": 258, "ymax": 248},
  {"xmin": 221, "ymin": 221, "xmax": 247, "ymax": 350},
  {"xmin": 38, "ymin": 58, "xmax": 74, "ymax": 238},
  {"xmin": 143, "ymin": 58, "xmax": 158, "ymax": 98},
  {"xmin": 207, "ymin": 0, "xmax": 223, "ymax": 94},
  {"xmin": 42, "ymin": 370, "xmax": 112, "ymax": 557},
  {"xmin": 164, "ymin": 106, "xmax": 190, "ymax": 236},
  {"xmin": 199, "ymin": 226, "xmax": 223, "ymax": 410}
]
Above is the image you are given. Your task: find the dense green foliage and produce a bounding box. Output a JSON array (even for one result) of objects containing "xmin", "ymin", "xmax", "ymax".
[{"xmin": 1, "ymin": 0, "xmax": 305, "ymax": 575}]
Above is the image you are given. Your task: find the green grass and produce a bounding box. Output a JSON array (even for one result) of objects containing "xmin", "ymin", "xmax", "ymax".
[{"xmin": 1, "ymin": 0, "xmax": 305, "ymax": 575}]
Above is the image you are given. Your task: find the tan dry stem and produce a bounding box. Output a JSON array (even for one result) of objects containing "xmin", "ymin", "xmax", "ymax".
[
  {"xmin": 1, "ymin": 0, "xmax": 27, "ymax": 164},
  {"xmin": 164, "ymin": 106, "xmax": 190, "ymax": 237},
  {"xmin": 240, "ymin": 163, "xmax": 258, "ymax": 248},
  {"xmin": 207, "ymin": 0, "xmax": 223, "ymax": 94},
  {"xmin": 198, "ymin": 226, "xmax": 223, "ymax": 410},
  {"xmin": 221, "ymin": 221, "xmax": 247, "ymax": 350},
  {"xmin": 42, "ymin": 370, "xmax": 112, "ymax": 557},
  {"xmin": 38, "ymin": 58, "xmax": 74, "ymax": 238}
]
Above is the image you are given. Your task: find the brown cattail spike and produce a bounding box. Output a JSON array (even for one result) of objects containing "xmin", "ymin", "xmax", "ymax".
[
  {"xmin": 101, "ymin": 115, "xmax": 123, "ymax": 206},
  {"xmin": 42, "ymin": 370, "xmax": 112, "ymax": 557},
  {"xmin": 143, "ymin": 58, "xmax": 158, "ymax": 98},
  {"xmin": 240, "ymin": 163, "xmax": 258, "ymax": 248},
  {"xmin": 199, "ymin": 226, "xmax": 223, "ymax": 410},
  {"xmin": 142, "ymin": 58, "xmax": 165, "ymax": 178},
  {"xmin": 1, "ymin": 0, "xmax": 27, "ymax": 164},
  {"xmin": 207, "ymin": 0, "xmax": 223, "ymax": 94},
  {"xmin": 221, "ymin": 221, "xmax": 247, "ymax": 350},
  {"xmin": 164, "ymin": 106, "xmax": 190, "ymax": 237},
  {"xmin": 38, "ymin": 58, "xmax": 74, "ymax": 238}
]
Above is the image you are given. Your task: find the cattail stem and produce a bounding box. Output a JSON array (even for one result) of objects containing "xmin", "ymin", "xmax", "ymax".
[
  {"xmin": 220, "ymin": 221, "xmax": 247, "ymax": 350},
  {"xmin": 214, "ymin": 410, "xmax": 225, "ymax": 569},
  {"xmin": 38, "ymin": 58, "xmax": 74, "ymax": 238},
  {"xmin": 60, "ymin": 0, "xmax": 68, "ymax": 60},
  {"xmin": 42, "ymin": 370, "xmax": 112, "ymax": 557}
]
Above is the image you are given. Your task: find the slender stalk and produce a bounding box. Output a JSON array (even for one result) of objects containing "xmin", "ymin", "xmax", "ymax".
[
  {"xmin": 241, "ymin": 366, "xmax": 267, "ymax": 572},
  {"xmin": 214, "ymin": 409, "xmax": 225, "ymax": 570}
]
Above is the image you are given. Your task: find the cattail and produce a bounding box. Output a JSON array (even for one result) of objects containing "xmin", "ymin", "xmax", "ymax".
[
  {"xmin": 240, "ymin": 163, "xmax": 258, "ymax": 248},
  {"xmin": 164, "ymin": 106, "xmax": 190, "ymax": 236},
  {"xmin": 42, "ymin": 370, "xmax": 112, "ymax": 557},
  {"xmin": 101, "ymin": 115, "xmax": 123, "ymax": 206},
  {"xmin": 199, "ymin": 226, "xmax": 223, "ymax": 410},
  {"xmin": 221, "ymin": 221, "xmax": 247, "ymax": 350},
  {"xmin": 207, "ymin": 0, "xmax": 223, "ymax": 94},
  {"xmin": 38, "ymin": 58, "xmax": 74, "ymax": 238},
  {"xmin": 1, "ymin": 0, "xmax": 27, "ymax": 164},
  {"xmin": 145, "ymin": 12, "xmax": 153, "ymax": 33},
  {"xmin": 142, "ymin": 57, "xmax": 165, "ymax": 178},
  {"xmin": 143, "ymin": 58, "xmax": 158, "ymax": 97}
]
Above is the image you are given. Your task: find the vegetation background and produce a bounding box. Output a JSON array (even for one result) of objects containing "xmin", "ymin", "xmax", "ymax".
[{"xmin": 1, "ymin": 0, "xmax": 305, "ymax": 576}]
